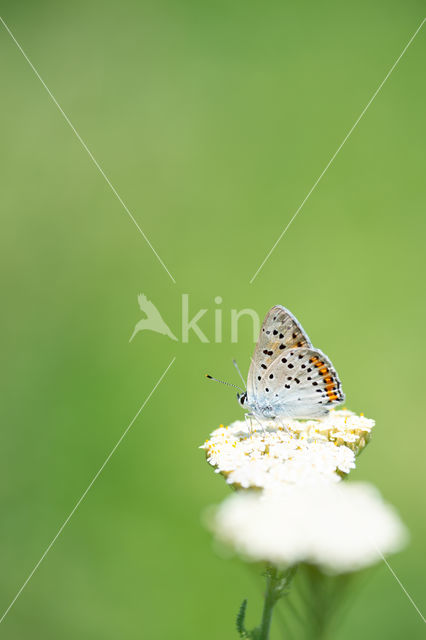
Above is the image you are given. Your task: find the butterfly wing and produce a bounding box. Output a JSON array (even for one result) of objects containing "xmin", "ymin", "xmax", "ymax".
[
  {"xmin": 253, "ymin": 346, "xmax": 345, "ymax": 418},
  {"xmin": 247, "ymin": 306, "xmax": 312, "ymax": 402}
]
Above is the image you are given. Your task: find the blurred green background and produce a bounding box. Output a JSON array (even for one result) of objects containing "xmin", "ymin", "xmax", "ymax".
[{"xmin": 1, "ymin": 1, "xmax": 425, "ymax": 638}]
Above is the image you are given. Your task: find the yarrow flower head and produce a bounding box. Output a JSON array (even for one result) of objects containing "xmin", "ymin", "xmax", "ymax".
[
  {"xmin": 208, "ymin": 482, "xmax": 407, "ymax": 574},
  {"xmin": 200, "ymin": 409, "xmax": 374, "ymax": 490}
]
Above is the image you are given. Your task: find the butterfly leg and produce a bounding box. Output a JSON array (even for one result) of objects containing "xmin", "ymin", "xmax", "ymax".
[
  {"xmin": 244, "ymin": 412, "xmax": 253, "ymax": 435},
  {"xmin": 278, "ymin": 420, "xmax": 291, "ymax": 435},
  {"xmin": 245, "ymin": 412, "xmax": 265, "ymax": 434}
]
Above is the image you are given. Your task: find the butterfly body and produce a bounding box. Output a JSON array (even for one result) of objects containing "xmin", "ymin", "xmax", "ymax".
[{"xmin": 239, "ymin": 306, "xmax": 344, "ymax": 420}]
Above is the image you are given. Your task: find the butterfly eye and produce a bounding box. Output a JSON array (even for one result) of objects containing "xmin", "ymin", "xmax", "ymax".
[{"xmin": 237, "ymin": 393, "xmax": 246, "ymax": 406}]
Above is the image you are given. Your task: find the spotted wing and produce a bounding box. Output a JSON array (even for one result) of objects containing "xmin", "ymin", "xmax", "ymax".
[
  {"xmin": 247, "ymin": 306, "xmax": 312, "ymax": 401},
  {"xmin": 254, "ymin": 347, "xmax": 345, "ymax": 418}
]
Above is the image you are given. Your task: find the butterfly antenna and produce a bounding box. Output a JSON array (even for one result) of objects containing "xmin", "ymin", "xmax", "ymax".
[
  {"xmin": 205, "ymin": 374, "xmax": 244, "ymax": 392},
  {"xmin": 232, "ymin": 359, "xmax": 246, "ymax": 388}
]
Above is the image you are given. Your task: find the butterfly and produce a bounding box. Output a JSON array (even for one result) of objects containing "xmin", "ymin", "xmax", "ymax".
[{"xmin": 236, "ymin": 305, "xmax": 345, "ymax": 419}]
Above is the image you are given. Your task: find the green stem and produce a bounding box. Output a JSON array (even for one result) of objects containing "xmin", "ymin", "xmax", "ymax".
[
  {"xmin": 259, "ymin": 571, "xmax": 277, "ymax": 639},
  {"xmin": 258, "ymin": 566, "xmax": 297, "ymax": 640}
]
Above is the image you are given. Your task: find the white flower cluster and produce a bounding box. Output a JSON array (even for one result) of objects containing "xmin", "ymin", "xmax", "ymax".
[
  {"xmin": 201, "ymin": 409, "xmax": 373, "ymax": 490},
  {"xmin": 210, "ymin": 483, "xmax": 408, "ymax": 573},
  {"xmin": 203, "ymin": 408, "xmax": 408, "ymax": 572}
]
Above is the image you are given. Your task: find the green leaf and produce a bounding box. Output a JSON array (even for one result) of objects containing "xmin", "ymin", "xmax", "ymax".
[{"xmin": 236, "ymin": 599, "xmax": 249, "ymax": 638}]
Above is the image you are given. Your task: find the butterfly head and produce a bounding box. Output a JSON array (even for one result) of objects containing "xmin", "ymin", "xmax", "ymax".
[{"xmin": 237, "ymin": 391, "xmax": 248, "ymax": 407}]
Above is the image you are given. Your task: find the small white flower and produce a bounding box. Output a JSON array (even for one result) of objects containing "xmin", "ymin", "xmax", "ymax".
[
  {"xmin": 209, "ymin": 483, "xmax": 407, "ymax": 573},
  {"xmin": 200, "ymin": 410, "xmax": 370, "ymax": 489}
]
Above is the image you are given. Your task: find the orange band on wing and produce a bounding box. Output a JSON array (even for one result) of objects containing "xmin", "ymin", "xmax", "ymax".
[{"xmin": 309, "ymin": 355, "xmax": 342, "ymax": 403}]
